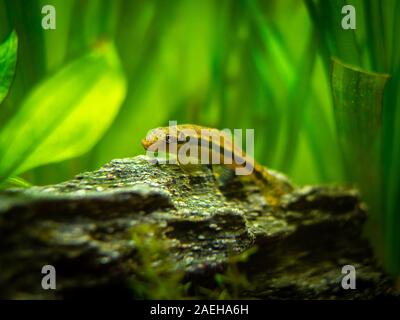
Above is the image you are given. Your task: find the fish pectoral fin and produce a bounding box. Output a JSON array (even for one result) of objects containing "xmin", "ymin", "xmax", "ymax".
[
  {"xmin": 177, "ymin": 160, "xmax": 208, "ymax": 176},
  {"xmin": 212, "ymin": 165, "xmax": 236, "ymax": 186}
]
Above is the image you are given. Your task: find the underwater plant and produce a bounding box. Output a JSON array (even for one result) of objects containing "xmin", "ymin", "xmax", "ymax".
[
  {"xmin": 0, "ymin": 31, "xmax": 126, "ymax": 187},
  {"xmin": 306, "ymin": 0, "xmax": 400, "ymax": 277}
]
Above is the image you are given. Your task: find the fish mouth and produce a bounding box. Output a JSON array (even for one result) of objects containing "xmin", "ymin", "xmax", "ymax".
[
  {"xmin": 141, "ymin": 139, "xmax": 150, "ymax": 149},
  {"xmin": 142, "ymin": 139, "xmax": 162, "ymax": 150}
]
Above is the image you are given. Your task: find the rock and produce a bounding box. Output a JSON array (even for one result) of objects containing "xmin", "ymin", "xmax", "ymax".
[{"xmin": 0, "ymin": 156, "xmax": 397, "ymax": 299}]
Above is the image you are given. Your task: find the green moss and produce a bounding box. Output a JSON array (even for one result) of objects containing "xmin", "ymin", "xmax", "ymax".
[{"xmin": 129, "ymin": 223, "xmax": 189, "ymax": 299}]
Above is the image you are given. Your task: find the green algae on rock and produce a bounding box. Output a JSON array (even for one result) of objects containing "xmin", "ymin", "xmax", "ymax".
[{"xmin": 0, "ymin": 156, "xmax": 397, "ymax": 299}]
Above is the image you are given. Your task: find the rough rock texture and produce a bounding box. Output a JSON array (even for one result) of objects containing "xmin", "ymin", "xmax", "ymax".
[{"xmin": 0, "ymin": 156, "xmax": 397, "ymax": 299}]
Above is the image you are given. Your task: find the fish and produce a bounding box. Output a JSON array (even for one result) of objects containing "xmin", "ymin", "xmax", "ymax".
[{"xmin": 142, "ymin": 124, "xmax": 293, "ymax": 205}]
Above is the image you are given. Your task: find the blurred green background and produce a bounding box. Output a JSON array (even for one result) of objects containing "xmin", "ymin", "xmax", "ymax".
[{"xmin": 0, "ymin": 0, "xmax": 399, "ymax": 276}]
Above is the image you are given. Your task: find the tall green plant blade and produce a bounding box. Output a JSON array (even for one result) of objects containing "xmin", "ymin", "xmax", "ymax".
[
  {"xmin": 331, "ymin": 58, "xmax": 389, "ymax": 221},
  {"xmin": 0, "ymin": 41, "xmax": 126, "ymax": 182},
  {"xmin": 0, "ymin": 176, "xmax": 31, "ymax": 189},
  {"xmin": 0, "ymin": 30, "xmax": 17, "ymax": 104}
]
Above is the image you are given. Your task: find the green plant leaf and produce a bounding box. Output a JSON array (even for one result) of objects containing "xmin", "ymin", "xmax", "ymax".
[
  {"xmin": 0, "ymin": 31, "xmax": 18, "ymax": 105},
  {"xmin": 0, "ymin": 41, "xmax": 127, "ymax": 182},
  {"xmin": 331, "ymin": 58, "xmax": 389, "ymax": 205},
  {"xmin": 0, "ymin": 176, "xmax": 32, "ymax": 190}
]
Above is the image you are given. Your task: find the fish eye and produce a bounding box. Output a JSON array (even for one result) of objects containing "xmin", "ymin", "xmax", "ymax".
[
  {"xmin": 165, "ymin": 134, "xmax": 176, "ymax": 144},
  {"xmin": 178, "ymin": 131, "xmax": 189, "ymax": 143}
]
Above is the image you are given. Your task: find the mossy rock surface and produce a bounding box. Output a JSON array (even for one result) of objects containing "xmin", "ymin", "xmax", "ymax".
[{"xmin": 0, "ymin": 156, "xmax": 397, "ymax": 299}]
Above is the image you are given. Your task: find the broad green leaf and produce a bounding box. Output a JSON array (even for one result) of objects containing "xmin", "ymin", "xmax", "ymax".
[
  {"xmin": 0, "ymin": 41, "xmax": 127, "ymax": 182},
  {"xmin": 331, "ymin": 58, "xmax": 389, "ymax": 206},
  {"xmin": 0, "ymin": 31, "xmax": 18, "ymax": 105}
]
